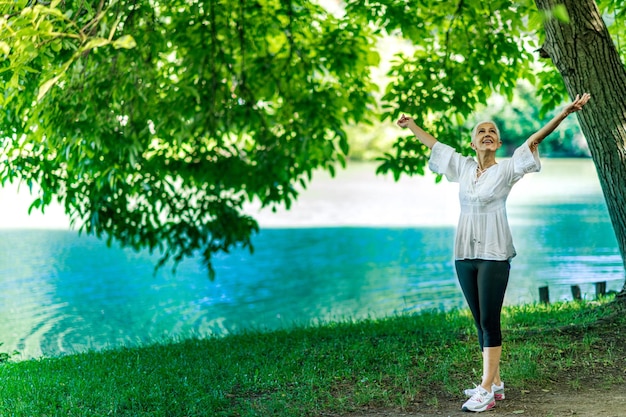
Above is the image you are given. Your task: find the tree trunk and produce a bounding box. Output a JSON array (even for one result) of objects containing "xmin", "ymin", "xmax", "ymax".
[{"xmin": 534, "ymin": 0, "xmax": 626, "ymax": 297}]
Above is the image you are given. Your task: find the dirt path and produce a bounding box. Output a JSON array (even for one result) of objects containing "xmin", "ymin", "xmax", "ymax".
[{"xmin": 343, "ymin": 382, "xmax": 626, "ymax": 417}]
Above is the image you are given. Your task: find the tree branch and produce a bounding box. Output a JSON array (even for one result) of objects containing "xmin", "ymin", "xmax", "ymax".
[{"xmin": 443, "ymin": 0, "xmax": 464, "ymax": 70}]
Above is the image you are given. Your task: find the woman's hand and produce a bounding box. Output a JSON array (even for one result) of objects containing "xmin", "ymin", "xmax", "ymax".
[
  {"xmin": 395, "ymin": 114, "xmax": 438, "ymax": 149},
  {"xmin": 397, "ymin": 114, "xmax": 413, "ymax": 128},
  {"xmin": 565, "ymin": 93, "xmax": 591, "ymax": 115}
]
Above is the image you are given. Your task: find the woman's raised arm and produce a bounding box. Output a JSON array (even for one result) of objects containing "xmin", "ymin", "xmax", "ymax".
[
  {"xmin": 396, "ymin": 114, "xmax": 439, "ymax": 149},
  {"xmin": 526, "ymin": 93, "xmax": 591, "ymax": 152}
]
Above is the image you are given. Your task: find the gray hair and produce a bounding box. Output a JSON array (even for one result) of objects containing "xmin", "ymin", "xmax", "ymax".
[{"xmin": 471, "ymin": 121, "xmax": 501, "ymax": 142}]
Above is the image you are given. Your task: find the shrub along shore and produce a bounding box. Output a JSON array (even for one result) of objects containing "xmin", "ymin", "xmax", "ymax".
[{"xmin": 0, "ymin": 297, "xmax": 624, "ymax": 416}]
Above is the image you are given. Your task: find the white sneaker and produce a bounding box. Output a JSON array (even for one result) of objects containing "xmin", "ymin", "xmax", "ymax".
[
  {"xmin": 464, "ymin": 382, "xmax": 505, "ymax": 400},
  {"xmin": 461, "ymin": 385, "xmax": 495, "ymax": 412}
]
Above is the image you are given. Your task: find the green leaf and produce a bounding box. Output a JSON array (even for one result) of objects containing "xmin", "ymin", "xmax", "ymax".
[
  {"xmin": 552, "ymin": 5, "xmax": 570, "ymax": 23},
  {"xmin": 51, "ymin": 40, "xmax": 62, "ymax": 52},
  {"xmin": 37, "ymin": 74, "xmax": 63, "ymax": 101},
  {"xmin": 36, "ymin": 57, "xmax": 74, "ymax": 101},
  {"xmin": 112, "ymin": 35, "xmax": 137, "ymax": 50},
  {"xmin": 367, "ymin": 50, "xmax": 380, "ymax": 66},
  {"xmin": 0, "ymin": 41, "xmax": 10, "ymax": 56},
  {"xmin": 82, "ymin": 37, "xmax": 111, "ymax": 51}
]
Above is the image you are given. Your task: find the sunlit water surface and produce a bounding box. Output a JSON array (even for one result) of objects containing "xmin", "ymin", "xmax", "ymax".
[{"xmin": 0, "ymin": 159, "xmax": 622, "ymax": 360}]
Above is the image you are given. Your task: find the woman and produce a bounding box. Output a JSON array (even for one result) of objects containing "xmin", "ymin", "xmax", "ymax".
[{"xmin": 396, "ymin": 92, "xmax": 591, "ymax": 413}]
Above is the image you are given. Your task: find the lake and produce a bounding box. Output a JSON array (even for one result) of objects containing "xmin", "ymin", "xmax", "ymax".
[{"xmin": 0, "ymin": 159, "xmax": 622, "ymax": 361}]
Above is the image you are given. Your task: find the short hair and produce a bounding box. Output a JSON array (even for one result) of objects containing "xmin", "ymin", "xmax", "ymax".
[{"xmin": 471, "ymin": 121, "xmax": 500, "ymax": 142}]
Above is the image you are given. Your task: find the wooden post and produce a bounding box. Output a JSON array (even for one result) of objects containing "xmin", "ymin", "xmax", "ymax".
[
  {"xmin": 539, "ymin": 286, "xmax": 550, "ymax": 304},
  {"xmin": 571, "ymin": 285, "xmax": 582, "ymax": 300},
  {"xmin": 595, "ymin": 281, "xmax": 607, "ymax": 298}
]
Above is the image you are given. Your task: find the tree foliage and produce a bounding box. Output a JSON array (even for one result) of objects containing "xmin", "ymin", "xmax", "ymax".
[
  {"xmin": 1, "ymin": 0, "xmax": 626, "ymax": 277},
  {"xmin": 0, "ymin": 0, "xmax": 378, "ymax": 277},
  {"xmin": 349, "ymin": 0, "xmax": 626, "ymax": 174}
]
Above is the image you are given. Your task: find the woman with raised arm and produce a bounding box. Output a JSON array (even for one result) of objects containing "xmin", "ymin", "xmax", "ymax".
[{"xmin": 397, "ymin": 93, "xmax": 590, "ymax": 413}]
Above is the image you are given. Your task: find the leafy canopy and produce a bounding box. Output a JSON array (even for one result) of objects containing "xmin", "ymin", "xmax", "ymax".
[
  {"xmin": 0, "ymin": 0, "xmax": 378, "ymax": 277},
  {"xmin": 349, "ymin": 0, "xmax": 626, "ymax": 178}
]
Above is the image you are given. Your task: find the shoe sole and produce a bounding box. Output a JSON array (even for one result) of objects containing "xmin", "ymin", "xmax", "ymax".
[{"xmin": 462, "ymin": 400, "xmax": 496, "ymax": 413}]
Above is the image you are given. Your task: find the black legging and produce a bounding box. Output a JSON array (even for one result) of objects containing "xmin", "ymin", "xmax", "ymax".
[{"xmin": 455, "ymin": 259, "xmax": 510, "ymax": 350}]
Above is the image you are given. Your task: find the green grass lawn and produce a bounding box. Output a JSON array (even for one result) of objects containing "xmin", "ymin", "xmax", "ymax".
[{"xmin": 0, "ymin": 297, "xmax": 624, "ymax": 416}]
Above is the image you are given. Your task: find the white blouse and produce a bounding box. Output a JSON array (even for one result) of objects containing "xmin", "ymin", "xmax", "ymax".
[{"xmin": 428, "ymin": 141, "xmax": 541, "ymax": 261}]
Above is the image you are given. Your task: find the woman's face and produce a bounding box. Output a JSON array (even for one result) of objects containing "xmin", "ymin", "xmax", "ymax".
[{"xmin": 471, "ymin": 122, "xmax": 501, "ymax": 152}]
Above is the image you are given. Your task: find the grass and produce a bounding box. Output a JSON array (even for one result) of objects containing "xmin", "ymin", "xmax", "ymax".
[{"xmin": 0, "ymin": 296, "xmax": 624, "ymax": 416}]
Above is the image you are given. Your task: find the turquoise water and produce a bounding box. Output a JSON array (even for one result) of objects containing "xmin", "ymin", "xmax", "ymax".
[{"xmin": 0, "ymin": 159, "xmax": 622, "ymax": 360}]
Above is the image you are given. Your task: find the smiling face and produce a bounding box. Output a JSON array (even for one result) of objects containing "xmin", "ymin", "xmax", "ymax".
[{"xmin": 471, "ymin": 121, "xmax": 502, "ymax": 152}]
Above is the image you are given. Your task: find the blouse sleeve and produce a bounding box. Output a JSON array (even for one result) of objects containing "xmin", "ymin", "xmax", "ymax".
[
  {"xmin": 513, "ymin": 143, "xmax": 541, "ymax": 175},
  {"xmin": 428, "ymin": 142, "xmax": 467, "ymax": 182},
  {"xmin": 510, "ymin": 142, "xmax": 541, "ymax": 183}
]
